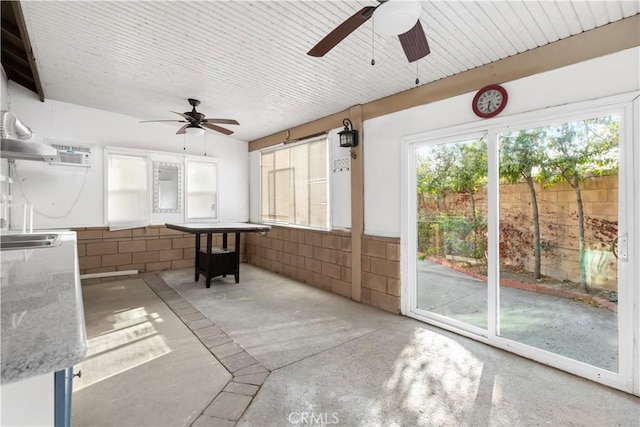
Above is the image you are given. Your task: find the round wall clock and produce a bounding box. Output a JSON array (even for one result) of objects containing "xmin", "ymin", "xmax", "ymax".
[{"xmin": 472, "ymin": 84, "xmax": 508, "ymax": 118}]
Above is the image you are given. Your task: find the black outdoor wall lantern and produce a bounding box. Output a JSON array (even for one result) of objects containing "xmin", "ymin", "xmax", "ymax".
[{"xmin": 338, "ymin": 118, "xmax": 358, "ymax": 148}]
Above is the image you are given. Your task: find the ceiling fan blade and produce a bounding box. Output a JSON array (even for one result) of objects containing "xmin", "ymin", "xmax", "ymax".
[
  {"xmin": 140, "ymin": 119, "xmax": 188, "ymax": 123},
  {"xmin": 176, "ymin": 124, "xmax": 189, "ymax": 135},
  {"xmin": 203, "ymin": 118, "xmax": 240, "ymax": 125},
  {"xmin": 171, "ymin": 111, "xmax": 195, "ymax": 121},
  {"xmin": 398, "ymin": 20, "xmax": 430, "ymax": 63},
  {"xmin": 307, "ymin": 6, "xmax": 376, "ymax": 57},
  {"xmin": 201, "ymin": 122, "xmax": 234, "ymax": 135}
]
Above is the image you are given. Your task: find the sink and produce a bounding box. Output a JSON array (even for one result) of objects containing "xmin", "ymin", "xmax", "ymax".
[{"xmin": 0, "ymin": 234, "xmax": 60, "ymax": 250}]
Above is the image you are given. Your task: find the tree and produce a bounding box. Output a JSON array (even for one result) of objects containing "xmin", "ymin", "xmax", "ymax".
[
  {"xmin": 416, "ymin": 145, "xmax": 457, "ymax": 212},
  {"xmin": 499, "ymin": 129, "xmax": 546, "ymax": 279},
  {"xmin": 539, "ymin": 116, "xmax": 619, "ymax": 291},
  {"xmin": 451, "ymin": 139, "xmax": 487, "ymax": 222},
  {"xmin": 416, "ymin": 142, "xmax": 487, "ymax": 258}
]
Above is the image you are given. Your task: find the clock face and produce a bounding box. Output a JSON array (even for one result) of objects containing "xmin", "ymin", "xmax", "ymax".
[{"xmin": 472, "ymin": 84, "xmax": 508, "ymax": 118}]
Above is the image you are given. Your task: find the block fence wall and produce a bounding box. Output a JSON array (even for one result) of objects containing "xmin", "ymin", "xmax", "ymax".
[
  {"xmin": 73, "ymin": 226, "xmax": 242, "ymax": 276},
  {"xmin": 244, "ymin": 226, "xmax": 401, "ymax": 314},
  {"xmin": 420, "ymin": 175, "xmax": 618, "ymax": 289}
]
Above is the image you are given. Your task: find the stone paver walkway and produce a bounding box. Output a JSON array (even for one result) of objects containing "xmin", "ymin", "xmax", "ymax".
[{"xmin": 142, "ymin": 274, "xmax": 269, "ymax": 427}]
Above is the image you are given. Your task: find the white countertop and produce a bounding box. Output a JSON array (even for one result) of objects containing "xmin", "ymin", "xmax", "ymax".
[{"xmin": 0, "ymin": 231, "xmax": 87, "ymax": 383}]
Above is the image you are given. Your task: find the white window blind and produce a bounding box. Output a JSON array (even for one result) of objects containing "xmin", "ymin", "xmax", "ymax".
[
  {"xmin": 106, "ymin": 153, "xmax": 149, "ymax": 230},
  {"xmin": 187, "ymin": 161, "xmax": 218, "ymax": 220},
  {"xmin": 261, "ymin": 137, "xmax": 329, "ymax": 229}
]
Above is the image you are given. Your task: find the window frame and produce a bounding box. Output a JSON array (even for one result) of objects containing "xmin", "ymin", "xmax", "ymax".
[
  {"xmin": 185, "ymin": 158, "xmax": 220, "ymax": 222},
  {"xmin": 104, "ymin": 147, "xmax": 151, "ymax": 231},
  {"xmin": 259, "ymin": 135, "xmax": 331, "ymax": 230}
]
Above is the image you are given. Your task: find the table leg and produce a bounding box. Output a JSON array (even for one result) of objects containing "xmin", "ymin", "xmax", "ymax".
[
  {"xmin": 222, "ymin": 233, "xmax": 228, "ymax": 278},
  {"xmin": 235, "ymin": 232, "xmax": 240, "ymax": 283},
  {"xmin": 194, "ymin": 233, "xmax": 201, "ymax": 282},
  {"xmin": 206, "ymin": 233, "xmax": 212, "ymax": 288}
]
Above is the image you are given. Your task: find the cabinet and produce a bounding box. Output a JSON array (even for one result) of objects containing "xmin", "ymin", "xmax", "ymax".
[
  {"xmin": 0, "ymin": 369, "xmax": 74, "ymax": 427},
  {"xmin": 195, "ymin": 232, "xmax": 240, "ymax": 286}
]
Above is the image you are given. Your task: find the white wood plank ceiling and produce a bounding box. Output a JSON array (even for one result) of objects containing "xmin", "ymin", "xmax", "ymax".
[{"xmin": 17, "ymin": 1, "xmax": 639, "ymax": 142}]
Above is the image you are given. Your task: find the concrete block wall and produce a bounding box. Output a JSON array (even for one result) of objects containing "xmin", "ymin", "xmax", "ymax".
[
  {"xmin": 245, "ymin": 226, "xmax": 402, "ymax": 314},
  {"xmin": 245, "ymin": 226, "xmax": 353, "ymax": 299},
  {"xmin": 76, "ymin": 224, "xmax": 403, "ymax": 314},
  {"xmin": 74, "ymin": 226, "xmax": 241, "ymax": 276},
  {"xmin": 361, "ymin": 235, "xmax": 401, "ymax": 313}
]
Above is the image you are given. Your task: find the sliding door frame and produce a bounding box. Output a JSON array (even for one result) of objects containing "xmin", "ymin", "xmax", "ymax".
[{"xmin": 400, "ymin": 92, "xmax": 638, "ymax": 395}]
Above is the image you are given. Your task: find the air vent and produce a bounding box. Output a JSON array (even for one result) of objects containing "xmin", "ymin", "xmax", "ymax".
[{"xmin": 46, "ymin": 142, "xmax": 92, "ymax": 167}]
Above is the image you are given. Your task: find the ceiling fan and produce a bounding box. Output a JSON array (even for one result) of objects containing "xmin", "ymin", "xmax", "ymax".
[
  {"xmin": 307, "ymin": 0, "xmax": 430, "ymax": 63},
  {"xmin": 140, "ymin": 98, "xmax": 239, "ymax": 136}
]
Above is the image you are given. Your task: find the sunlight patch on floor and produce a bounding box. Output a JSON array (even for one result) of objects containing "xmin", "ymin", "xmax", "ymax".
[
  {"xmin": 378, "ymin": 328, "xmax": 484, "ymax": 425},
  {"xmin": 73, "ymin": 307, "xmax": 171, "ymax": 392}
]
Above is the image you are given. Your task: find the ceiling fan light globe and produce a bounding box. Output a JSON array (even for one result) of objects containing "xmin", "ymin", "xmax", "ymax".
[
  {"xmin": 185, "ymin": 125, "xmax": 205, "ymax": 136},
  {"xmin": 374, "ymin": 0, "xmax": 422, "ymax": 36}
]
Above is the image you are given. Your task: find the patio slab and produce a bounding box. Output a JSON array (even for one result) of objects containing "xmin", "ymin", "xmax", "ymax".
[
  {"xmin": 159, "ymin": 267, "xmax": 402, "ymax": 371},
  {"xmin": 239, "ymin": 318, "xmax": 639, "ymax": 426}
]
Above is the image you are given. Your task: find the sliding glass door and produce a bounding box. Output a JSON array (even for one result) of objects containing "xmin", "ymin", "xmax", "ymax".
[
  {"xmin": 404, "ymin": 101, "xmax": 635, "ymax": 393},
  {"xmin": 497, "ymin": 114, "xmax": 621, "ymax": 372},
  {"xmin": 414, "ymin": 134, "xmax": 488, "ymax": 332}
]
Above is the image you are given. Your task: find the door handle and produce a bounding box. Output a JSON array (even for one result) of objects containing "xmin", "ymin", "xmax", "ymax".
[{"xmin": 614, "ymin": 233, "xmax": 628, "ymax": 262}]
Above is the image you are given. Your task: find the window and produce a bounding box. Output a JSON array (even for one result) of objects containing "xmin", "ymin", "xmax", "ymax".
[
  {"xmin": 261, "ymin": 137, "xmax": 329, "ymax": 229},
  {"xmin": 186, "ymin": 160, "xmax": 218, "ymax": 220},
  {"xmin": 106, "ymin": 153, "xmax": 149, "ymax": 230}
]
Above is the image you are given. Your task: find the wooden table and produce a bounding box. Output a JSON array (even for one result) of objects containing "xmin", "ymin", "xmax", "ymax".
[{"xmin": 165, "ymin": 223, "xmax": 270, "ymax": 287}]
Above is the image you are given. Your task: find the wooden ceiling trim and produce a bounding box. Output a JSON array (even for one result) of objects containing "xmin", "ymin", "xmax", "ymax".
[
  {"xmin": 363, "ymin": 14, "xmax": 640, "ymax": 121},
  {"xmin": 249, "ymin": 15, "xmax": 639, "ymax": 152},
  {"xmin": 249, "ymin": 109, "xmax": 349, "ymax": 152},
  {"xmin": 4, "ymin": 72, "xmax": 36, "ymax": 93},
  {"xmin": 1, "ymin": 24, "xmax": 23, "ymax": 45},
  {"xmin": 1, "ymin": 44, "xmax": 30, "ymax": 67},
  {"xmin": 1, "ymin": 0, "xmax": 45, "ymax": 101}
]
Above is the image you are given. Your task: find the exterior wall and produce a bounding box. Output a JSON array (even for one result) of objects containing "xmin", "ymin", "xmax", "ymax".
[
  {"xmin": 74, "ymin": 225, "xmax": 242, "ymax": 276},
  {"xmin": 245, "ymin": 226, "xmax": 352, "ymax": 298}
]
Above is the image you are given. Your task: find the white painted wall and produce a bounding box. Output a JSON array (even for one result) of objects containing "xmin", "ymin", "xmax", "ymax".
[
  {"xmin": 1, "ymin": 70, "xmax": 9, "ymax": 193},
  {"xmin": 248, "ymin": 127, "xmax": 352, "ymax": 230},
  {"xmin": 329, "ymin": 128, "xmax": 352, "ymax": 229},
  {"xmin": 6, "ymin": 83, "xmax": 249, "ymax": 229},
  {"xmin": 364, "ymin": 47, "xmax": 640, "ymax": 237},
  {"xmin": 1, "ymin": 68, "xmax": 8, "ymax": 110}
]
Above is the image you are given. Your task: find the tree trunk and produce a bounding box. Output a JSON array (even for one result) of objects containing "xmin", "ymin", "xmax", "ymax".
[
  {"xmin": 525, "ymin": 176, "xmax": 542, "ymax": 279},
  {"xmin": 469, "ymin": 190, "xmax": 480, "ymax": 259},
  {"xmin": 570, "ymin": 179, "xmax": 587, "ymax": 291},
  {"xmin": 469, "ymin": 190, "xmax": 477, "ymax": 222}
]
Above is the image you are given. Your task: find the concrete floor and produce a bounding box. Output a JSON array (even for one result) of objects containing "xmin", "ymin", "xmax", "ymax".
[
  {"xmin": 73, "ymin": 278, "xmax": 231, "ymax": 426},
  {"xmin": 417, "ymin": 259, "xmax": 618, "ymax": 371},
  {"xmin": 75, "ymin": 266, "xmax": 639, "ymax": 427}
]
